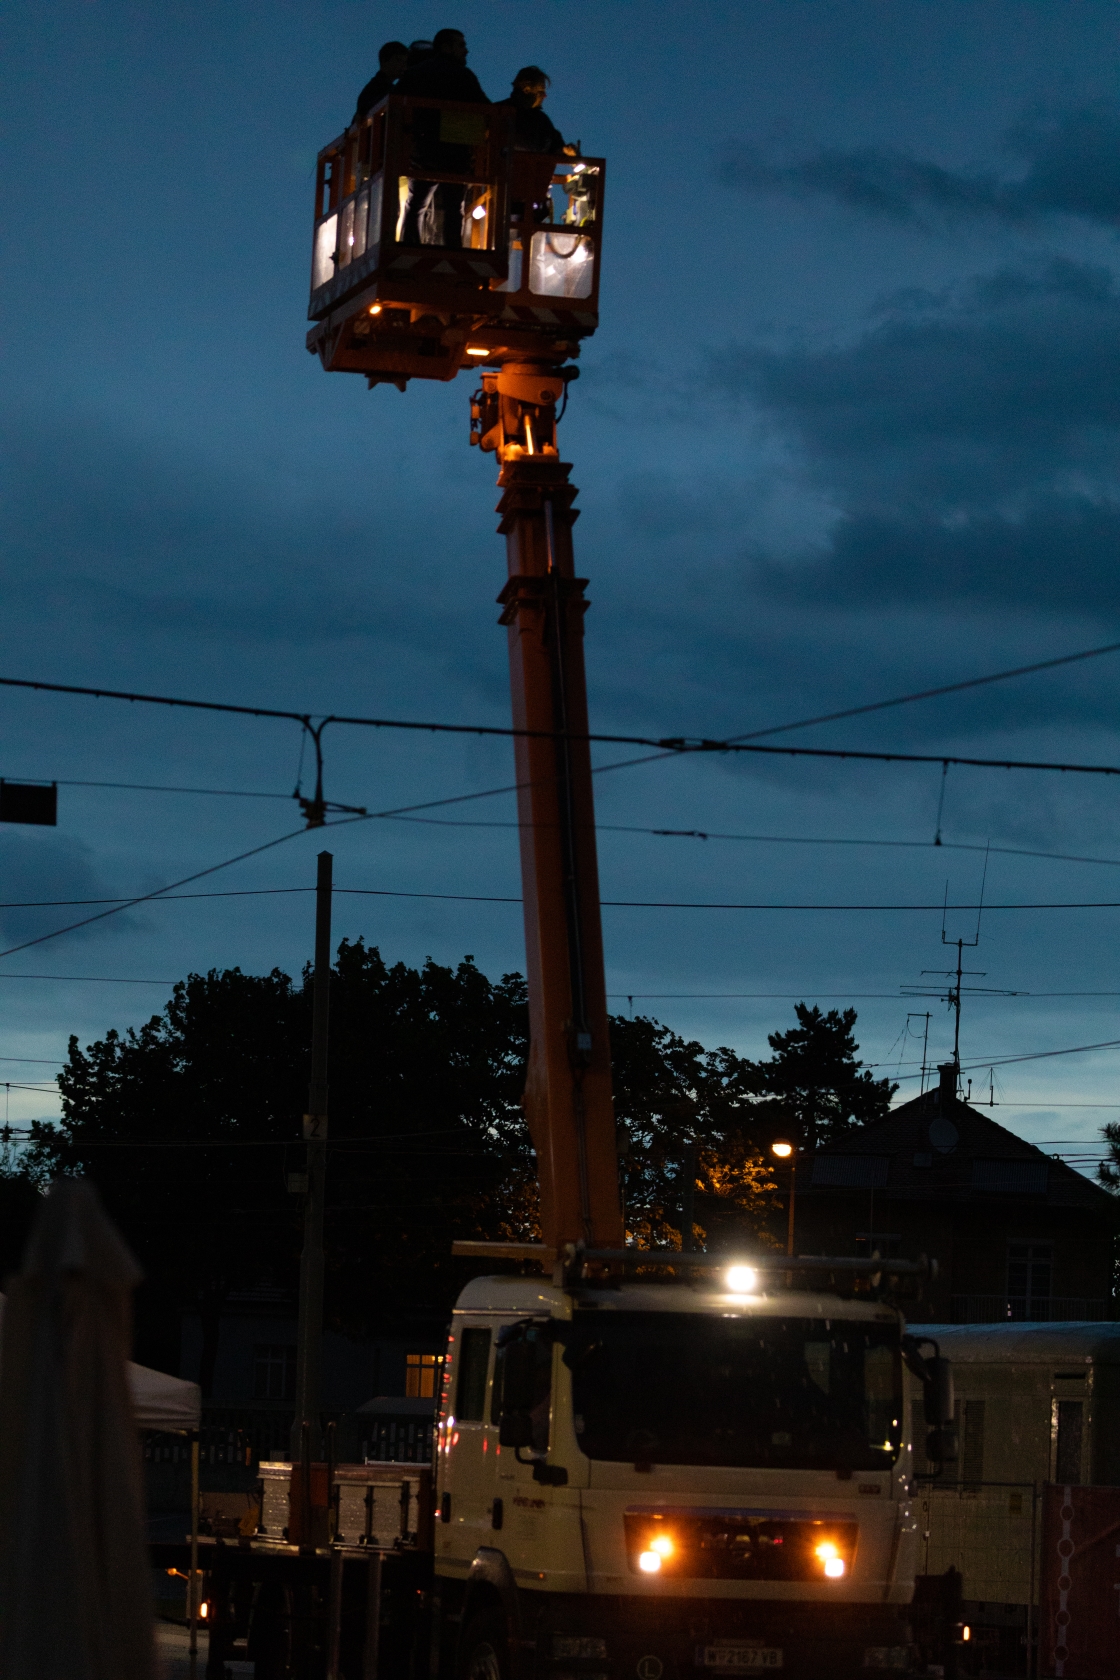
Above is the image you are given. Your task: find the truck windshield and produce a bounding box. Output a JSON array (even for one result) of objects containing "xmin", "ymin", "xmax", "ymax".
[{"xmin": 565, "ymin": 1312, "xmax": 902, "ymax": 1471}]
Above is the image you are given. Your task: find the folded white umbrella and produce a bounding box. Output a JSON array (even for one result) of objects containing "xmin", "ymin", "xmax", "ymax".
[{"xmin": 0, "ymin": 1179, "xmax": 157, "ymax": 1680}]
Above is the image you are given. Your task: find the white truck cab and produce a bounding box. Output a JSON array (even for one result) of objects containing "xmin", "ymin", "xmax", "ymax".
[{"xmin": 432, "ymin": 1273, "xmax": 933, "ymax": 1680}]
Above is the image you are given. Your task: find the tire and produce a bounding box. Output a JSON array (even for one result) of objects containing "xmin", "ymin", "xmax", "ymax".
[{"xmin": 459, "ymin": 1610, "xmax": 511, "ymax": 1680}]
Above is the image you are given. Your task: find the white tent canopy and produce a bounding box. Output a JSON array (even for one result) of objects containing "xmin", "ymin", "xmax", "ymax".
[
  {"xmin": 127, "ymin": 1360, "xmax": 200, "ymax": 1431},
  {"xmin": 0, "ymin": 1292, "xmax": 200, "ymax": 1431}
]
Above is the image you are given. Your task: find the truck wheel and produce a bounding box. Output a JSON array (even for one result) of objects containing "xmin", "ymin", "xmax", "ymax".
[{"xmin": 460, "ymin": 1611, "xmax": 510, "ymax": 1680}]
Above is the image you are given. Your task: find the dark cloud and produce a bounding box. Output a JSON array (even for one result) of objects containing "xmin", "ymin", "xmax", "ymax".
[
  {"xmin": 769, "ymin": 500, "xmax": 1120, "ymax": 617},
  {"xmin": 694, "ymin": 259, "xmax": 1120, "ymax": 638},
  {"xmin": 0, "ymin": 412, "xmax": 489, "ymax": 655},
  {"xmin": 0, "ymin": 829, "xmax": 139, "ymax": 950},
  {"xmin": 715, "ymin": 257, "xmax": 1120, "ymax": 561},
  {"xmin": 720, "ymin": 102, "xmax": 1120, "ymax": 231}
]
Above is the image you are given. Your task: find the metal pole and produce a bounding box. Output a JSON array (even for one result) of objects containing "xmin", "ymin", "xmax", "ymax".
[
  {"xmin": 188, "ymin": 1431, "xmax": 200, "ymax": 1660},
  {"xmin": 680, "ymin": 1142, "xmax": 697, "ymax": 1251},
  {"xmin": 291, "ymin": 850, "xmax": 332, "ymax": 1461},
  {"xmin": 326, "ymin": 1550, "xmax": 344, "ymax": 1680},
  {"xmin": 1028, "ymin": 1481, "xmax": 1038, "ymax": 1679},
  {"xmin": 363, "ymin": 1552, "xmax": 383, "ymax": 1680},
  {"xmin": 786, "ymin": 1154, "xmax": 797, "ymax": 1257}
]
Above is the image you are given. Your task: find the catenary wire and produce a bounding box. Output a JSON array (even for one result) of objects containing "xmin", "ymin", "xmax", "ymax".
[
  {"xmin": 723, "ymin": 640, "xmax": 1120, "ymax": 743},
  {"xmin": 25, "ymin": 771, "xmax": 1120, "ymax": 878},
  {"xmin": 0, "ymin": 974, "xmax": 177, "ymax": 984},
  {"xmin": 6, "ymin": 654, "xmax": 1120, "ymax": 774},
  {"xmin": 16, "ymin": 886, "xmax": 1120, "ymax": 914},
  {"xmin": 890, "ymin": 1036, "xmax": 1120, "ymax": 1081},
  {"xmin": 6, "ymin": 636, "xmax": 1120, "ymax": 750},
  {"xmin": 0, "ymin": 820, "xmax": 319, "ymax": 961},
  {"xmin": 1, "ymin": 980, "xmax": 1117, "ymax": 998}
]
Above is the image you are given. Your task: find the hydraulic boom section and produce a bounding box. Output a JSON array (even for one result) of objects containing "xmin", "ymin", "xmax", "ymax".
[
  {"xmin": 480, "ymin": 364, "xmax": 623, "ymax": 1252},
  {"xmin": 306, "ymin": 96, "xmax": 621, "ymax": 1254}
]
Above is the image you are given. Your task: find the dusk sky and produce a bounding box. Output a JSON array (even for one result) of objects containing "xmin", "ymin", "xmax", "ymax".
[{"xmin": 6, "ymin": 0, "xmax": 1120, "ymax": 1175}]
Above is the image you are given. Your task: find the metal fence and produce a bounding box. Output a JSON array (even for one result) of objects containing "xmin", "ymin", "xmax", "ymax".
[
  {"xmin": 360, "ymin": 1416, "xmax": 435, "ymax": 1464},
  {"xmin": 918, "ymin": 1479, "xmax": 1039, "ymax": 1603},
  {"xmin": 917, "ymin": 1480, "xmax": 1040, "ymax": 1676},
  {"xmin": 142, "ymin": 1407, "xmax": 434, "ymax": 1470}
]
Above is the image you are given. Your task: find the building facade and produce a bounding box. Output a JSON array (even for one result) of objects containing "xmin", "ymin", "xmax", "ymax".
[{"xmin": 794, "ymin": 1065, "xmax": 1118, "ymax": 1323}]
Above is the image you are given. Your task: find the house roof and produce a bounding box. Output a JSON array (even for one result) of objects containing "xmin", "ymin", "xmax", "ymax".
[{"xmin": 801, "ymin": 1086, "xmax": 1117, "ymax": 1213}]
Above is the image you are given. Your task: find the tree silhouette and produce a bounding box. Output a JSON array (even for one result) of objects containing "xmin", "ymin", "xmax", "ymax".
[
  {"xmin": 21, "ymin": 963, "xmax": 888, "ymax": 1384},
  {"xmin": 749, "ymin": 1004, "xmax": 897, "ymax": 1151}
]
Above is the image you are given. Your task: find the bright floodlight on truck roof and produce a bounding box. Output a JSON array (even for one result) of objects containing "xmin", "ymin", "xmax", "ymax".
[{"xmin": 725, "ymin": 1265, "xmax": 757, "ymax": 1294}]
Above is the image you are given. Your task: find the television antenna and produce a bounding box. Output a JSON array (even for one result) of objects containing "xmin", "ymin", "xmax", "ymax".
[{"xmin": 900, "ymin": 845, "xmax": 1023, "ymax": 1089}]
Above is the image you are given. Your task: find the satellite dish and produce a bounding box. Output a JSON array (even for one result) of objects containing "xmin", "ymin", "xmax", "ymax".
[{"xmin": 928, "ymin": 1116, "xmax": 959, "ymax": 1154}]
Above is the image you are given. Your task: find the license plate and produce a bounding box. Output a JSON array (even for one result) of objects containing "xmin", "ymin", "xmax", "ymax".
[{"xmin": 696, "ymin": 1648, "xmax": 783, "ymax": 1670}]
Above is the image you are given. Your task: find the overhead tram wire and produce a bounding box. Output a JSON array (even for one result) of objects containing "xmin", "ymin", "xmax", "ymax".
[
  {"xmin": 16, "ymin": 886, "xmax": 1120, "ymax": 918},
  {"xmin": 887, "ymin": 1035, "xmax": 1120, "ymax": 1081},
  {"xmin": 6, "ymin": 634, "xmax": 1120, "ymax": 781},
  {"xmin": 1, "ymin": 977, "xmax": 1119, "ymax": 999},
  {"xmin": 0, "ymin": 973, "xmax": 177, "ymax": 985},
  {"xmin": 721, "ymin": 640, "xmax": 1120, "ymax": 743},
  {"xmin": 605, "ymin": 990, "xmax": 1120, "ymax": 1000},
  {"xmin": 388, "ymin": 814, "xmax": 1120, "ymax": 875},
  {"xmin": 0, "ymin": 818, "xmax": 318, "ymax": 961},
  {"xmin": 36, "ymin": 775, "xmax": 1120, "ymax": 880}
]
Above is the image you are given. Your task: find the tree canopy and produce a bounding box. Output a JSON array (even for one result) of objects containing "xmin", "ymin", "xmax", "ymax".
[
  {"xmin": 1097, "ymin": 1121, "xmax": 1120, "ymax": 1192},
  {"xmin": 16, "ymin": 947, "xmax": 892, "ymax": 1387},
  {"xmin": 751, "ymin": 1004, "xmax": 898, "ymax": 1150}
]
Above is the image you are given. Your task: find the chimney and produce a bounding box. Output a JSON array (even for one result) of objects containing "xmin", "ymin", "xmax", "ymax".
[{"xmin": 937, "ymin": 1062, "xmax": 958, "ymax": 1109}]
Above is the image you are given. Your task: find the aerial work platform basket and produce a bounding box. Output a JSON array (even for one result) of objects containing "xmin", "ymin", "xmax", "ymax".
[{"xmin": 306, "ymin": 94, "xmax": 603, "ymax": 385}]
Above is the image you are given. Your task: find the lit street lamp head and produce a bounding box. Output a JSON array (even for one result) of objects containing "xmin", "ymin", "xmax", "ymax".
[{"xmin": 771, "ymin": 1140, "xmax": 793, "ymax": 1158}]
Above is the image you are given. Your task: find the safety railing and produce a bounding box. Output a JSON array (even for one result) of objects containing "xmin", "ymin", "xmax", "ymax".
[
  {"xmin": 309, "ymin": 96, "xmax": 513, "ymax": 319},
  {"xmin": 308, "ymin": 96, "xmax": 602, "ymax": 325}
]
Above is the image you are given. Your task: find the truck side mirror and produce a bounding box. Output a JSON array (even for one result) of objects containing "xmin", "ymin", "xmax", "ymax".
[
  {"xmin": 498, "ymin": 1408, "xmax": 534, "ymax": 1449},
  {"xmin": 926, "ymin": 1423, "xmax": 959, "ymax": 1466},
  {"xmin": 923, "ymin": 1357, "xmax": 954, "ymax": 1427}
]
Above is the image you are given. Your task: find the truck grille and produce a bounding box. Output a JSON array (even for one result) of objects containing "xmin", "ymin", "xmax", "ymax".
[{"xmin": 624, "ymin": 1508, "xmax": 858, "ymax": 1582}]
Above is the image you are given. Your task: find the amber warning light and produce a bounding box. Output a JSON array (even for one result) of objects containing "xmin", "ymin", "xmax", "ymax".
[
  {"xmin": 637, "ymin": 1534, "xmax": 675, "ymax": 1574},
  {"xmin": 815, "ymin": 1541, "xmax": 846, "ymax": 1579}
]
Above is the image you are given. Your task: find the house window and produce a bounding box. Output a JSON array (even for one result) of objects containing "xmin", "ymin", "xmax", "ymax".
[
  {"xmin": 1007, "ymin": 1242, "xmax": 1052, "ymax": 1318},
  {"xmin": 406, "ymin": 1352, "xmax": 442, "ymax": 1398},
  {"xmin": 253, "ymin": 1344, "xmax": 295, "ymax": 1401},
  {"xmin": 855, "ymin": 1233, "xmax": 902, "ymax": 1259}
]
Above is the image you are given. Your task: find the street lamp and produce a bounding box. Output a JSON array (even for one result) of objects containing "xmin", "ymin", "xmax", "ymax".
[{"xmin": 771, "ymin": 1140, "xmax": 797, "ymax": 1257}]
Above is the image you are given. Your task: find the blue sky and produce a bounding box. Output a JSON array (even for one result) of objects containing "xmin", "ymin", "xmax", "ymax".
[{"xmin": 5, "ymin": 0, "xmax": 1120, "ymax": 1172}]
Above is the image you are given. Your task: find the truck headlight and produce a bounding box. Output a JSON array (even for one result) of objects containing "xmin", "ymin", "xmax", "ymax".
[
  {"xmin": 725, "ymin": 1265, "xmax": 757, "ymax": 1294},
  {"xmin": 815, "ymin": 1541, "xmax": 846, "ymax": 1578}
]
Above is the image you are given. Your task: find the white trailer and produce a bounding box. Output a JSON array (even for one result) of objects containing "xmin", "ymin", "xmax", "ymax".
[{"xmin": 911, "ymin": 1321, "xmax": 1120, "ymax": 1676}]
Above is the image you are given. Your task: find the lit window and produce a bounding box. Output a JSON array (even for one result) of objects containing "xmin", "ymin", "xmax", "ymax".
[{"xmin": 406, "ymin": 1352, "xmax": 443, "ymax": 1398}]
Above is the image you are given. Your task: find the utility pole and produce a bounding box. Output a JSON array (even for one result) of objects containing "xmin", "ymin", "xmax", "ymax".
[
  {"xmin": 680, "ymin": 1142, "xmax": 697, "ymax": 1252},
  {"xmin": 291, "ymin": 849, "xmax": 332, "ymax": 1460}
]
